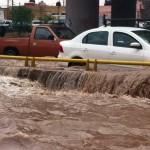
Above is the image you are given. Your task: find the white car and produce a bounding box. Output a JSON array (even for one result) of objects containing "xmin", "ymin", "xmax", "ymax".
[
  {"xmin": 32, "ymin": 20, "xmax": 43, "ymax": 26},
  {"xmin": 59, "ymin": 26, "xmax": 150, "ymax": 66}
]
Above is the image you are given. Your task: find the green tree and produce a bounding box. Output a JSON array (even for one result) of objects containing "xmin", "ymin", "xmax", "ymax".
[
  {"xmin": 12, "ymin": 6, "xmax": 33, "ymax": 34},
  {"xmin": 41, "ymin": 15, "xmax": 54, "ymax": 23}
]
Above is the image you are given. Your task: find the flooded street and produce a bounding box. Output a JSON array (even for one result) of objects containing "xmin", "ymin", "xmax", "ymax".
[{"xmin": 0, "ymin": 76, "xmax": 150, "ymax": 149}]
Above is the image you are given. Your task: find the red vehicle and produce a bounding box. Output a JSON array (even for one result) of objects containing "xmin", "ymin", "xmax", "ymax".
[{"xmin": 0, "ymin": 24, "xmax": 75, "ymax": 57}]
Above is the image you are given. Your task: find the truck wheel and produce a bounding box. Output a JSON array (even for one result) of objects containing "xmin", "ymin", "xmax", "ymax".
[{"xmin": 4, "ymin": 48, "xmax": 18, "ymax": 56}]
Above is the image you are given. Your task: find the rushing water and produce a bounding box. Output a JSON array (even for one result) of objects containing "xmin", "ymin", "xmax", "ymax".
[
  {"xmin": 0, "ymin": 76, "xmax": 150, "ymax": 150},
  {"xmin": 22, "ymin": 67, "xmax": 150, "ymax": 98}
]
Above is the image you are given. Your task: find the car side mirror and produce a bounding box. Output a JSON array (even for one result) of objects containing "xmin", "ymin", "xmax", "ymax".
[{"xmin": 130, "ymin": 42, "xmax": 142, "ymax": 49}]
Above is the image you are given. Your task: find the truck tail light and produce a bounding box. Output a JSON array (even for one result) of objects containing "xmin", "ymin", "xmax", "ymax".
[{"xmin": 59, "ymin": 45, "xmax": 64, "ymax": 53}]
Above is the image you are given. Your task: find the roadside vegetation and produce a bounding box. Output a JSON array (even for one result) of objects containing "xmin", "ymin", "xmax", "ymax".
[{"xmin": 12, "ymin": 6, "xmax": 33, "ymax": 34}]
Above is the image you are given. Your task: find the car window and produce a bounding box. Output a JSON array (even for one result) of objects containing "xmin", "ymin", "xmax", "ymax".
[
  {"xmin": 35, "ymin": 27, "xmax": 53, "ymax": 40},
  {"xmin": 82, "ymin": 31, "xmax": 108, "ymax": 45},
  {"xmin": 132, "ymin": 30, "xmax": 150, "ymax": 44},
  {"xmin": 113, "ymin": 32, "xmax": 140, "ymax": 48}
]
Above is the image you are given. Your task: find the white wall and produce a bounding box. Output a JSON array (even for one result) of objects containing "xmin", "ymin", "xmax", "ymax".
[{"xmin": 0, "ymin": 10, "xmax": 4, "ymax": 20}]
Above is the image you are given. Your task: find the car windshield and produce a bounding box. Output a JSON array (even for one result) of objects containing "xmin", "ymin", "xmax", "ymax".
[
  {"xmin": 51, "ymin": 26, "xmax": 76, "ymax": 39},
  {"xmin": 132, "ymin": 30, "xmax": 150, "ymax": 43}
]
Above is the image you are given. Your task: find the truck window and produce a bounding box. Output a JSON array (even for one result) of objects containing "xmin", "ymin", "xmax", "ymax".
[
  {"xmin": 50, "ymin": 26, "xmax": 76, "ymax": 39},
  {"xmin": 35, "ymin": 27, "xmax": 54, "ymax": 40}
]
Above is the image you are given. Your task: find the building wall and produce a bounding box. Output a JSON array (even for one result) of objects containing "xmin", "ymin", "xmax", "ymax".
[
  {"xmin": 0, "ymin": 9, "xmax": 4, "ymax": 20},
  {"xmin": 4, "ymin": 0, "xmax": 147, "ymax": 21},
  {"xmin": 136, "ymin": 0, "xmax": 144, "ymax": 18},
  {"xmin": 142, "ymin": 0, "xmax": 150, "ymax": 18},
  {"xmin": 24, "ymin": 3, "xmax": 65, "ymax": 19},
  {"xmin": 0, "ymin": 8, "xmax": 8, "ymax": 20},
  {"xmin": 99, "ymin": 0, "xmax": 144, "ymax": 19},
  {"xmin": 5, "ymin": 3, "xmax": 66, "ymax": 20}
]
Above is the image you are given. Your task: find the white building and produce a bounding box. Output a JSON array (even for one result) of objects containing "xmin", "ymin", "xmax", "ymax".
[{"xmin": 0, "ymin": 9, "xmax": 4, "ymax": 20}]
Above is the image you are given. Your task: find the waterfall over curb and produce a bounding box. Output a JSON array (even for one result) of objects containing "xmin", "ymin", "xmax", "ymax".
[
  {"xmin": 19, "ymin": 68, "xmax": 150, "ymax": 98},
  {"xmin": 0, "ymin": 66, "xmax": 150, "ymax": 98}
]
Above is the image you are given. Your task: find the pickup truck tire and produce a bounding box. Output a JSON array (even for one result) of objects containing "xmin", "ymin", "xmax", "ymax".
[{"xmin": 4, "ymin": 48, "xmax": 19, "ymax": 56}]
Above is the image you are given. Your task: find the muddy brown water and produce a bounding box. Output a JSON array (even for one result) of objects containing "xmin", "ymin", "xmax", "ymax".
[
  {"xmin": 15, "ymin": 65, "xmax": 150, "ymax": 99},
  {"xmin": 0, "ymin": 76, "xmax": 150, "ymax": 150},
  {"xmin": 0, "ymin": 60, "xmax": 150, "ymax": 149}
]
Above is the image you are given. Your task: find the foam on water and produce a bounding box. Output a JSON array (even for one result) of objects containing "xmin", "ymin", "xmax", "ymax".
[{"xmin": 0, "ymin": 75, "xmax": 150, "ymax": 149}]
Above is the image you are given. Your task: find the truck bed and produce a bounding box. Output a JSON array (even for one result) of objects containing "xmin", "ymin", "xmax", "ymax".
[{"xmin": 0, "ymin": 36, "xmax": 30, "ymax": 56}]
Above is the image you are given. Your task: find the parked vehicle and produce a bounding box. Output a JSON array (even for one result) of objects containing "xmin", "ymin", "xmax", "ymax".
[
  {"xmin": 143, "ymin": 21, "xmax": 150, "ymax": 30},
  {"xmin": 59, "ymin": 26, "xmax": 150, "ymax": 66},
  {"xmin": 0, "ymin": 24, "xmax": 75, "ymax": 57},
  {"xmin": 32, "ymin": 20, "xmax": 43, "ymax": 26},
  {"xmin": 0, "ymin": 20, "xmax": 13, "ymax": 35},
  {"xmin": 0, "ymin": 20, "xmax": 12, "ymax": 26}
]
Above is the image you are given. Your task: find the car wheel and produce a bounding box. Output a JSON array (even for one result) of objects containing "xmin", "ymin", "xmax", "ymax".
[
  {"xmin": 4, "ymin": 48, "xmax": 18, "ymax": 56},
  {"xmin": 68, "ymin": 57, "xmax": 85, "ymax": 67}
]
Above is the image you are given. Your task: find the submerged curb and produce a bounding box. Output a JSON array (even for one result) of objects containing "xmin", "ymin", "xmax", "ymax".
[{"xmin": 0, "ymin": 66, "xmax": 150, "ymax": 98}]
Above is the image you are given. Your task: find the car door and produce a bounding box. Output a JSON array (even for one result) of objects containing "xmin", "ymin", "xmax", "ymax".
[
  {"xmin": 81, "ymin": 31, "xmax": 112, "ymax": 59},
  {"xmin": 30, "ymin": 27, "xmax": 59, "ymax": 57},
  {"xmin": 110, "ymin": 32, "xmax": 144, "ymax": 61}
]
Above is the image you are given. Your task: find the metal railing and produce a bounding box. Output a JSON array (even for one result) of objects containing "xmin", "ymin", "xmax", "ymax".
[{"xmin": 0, "ymin": 55, "xmax": 150, "ymax": 71}]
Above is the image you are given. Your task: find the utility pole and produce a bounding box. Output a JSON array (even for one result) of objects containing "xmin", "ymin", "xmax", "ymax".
[
  {"xmin": 7, "ymin": 0, "xmax": 9, "ymax": 8},
  {"xmin": 7, "ymin": 0, "xmax": 9, "ymax": 19},
  {"xmin": 66, "ymin": 0, "xmax": 99, "ymax": 34},
  {"xmin": 12, "ymin": 0, "xmax": 14, "ymax": 7},
  {"xmin": 12, "ymin": 0, "xmax": 14, "ymax": 20}
]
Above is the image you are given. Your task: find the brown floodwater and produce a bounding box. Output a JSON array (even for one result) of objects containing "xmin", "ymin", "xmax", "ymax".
[{"xmin": 0, "ymin": 76, "xmax": 150, "ymax": 150}]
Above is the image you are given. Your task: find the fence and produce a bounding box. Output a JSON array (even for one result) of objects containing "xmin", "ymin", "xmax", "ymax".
[{"xmin": 0, "ymin": 55, "xmax": 150, "ymax": 71}]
